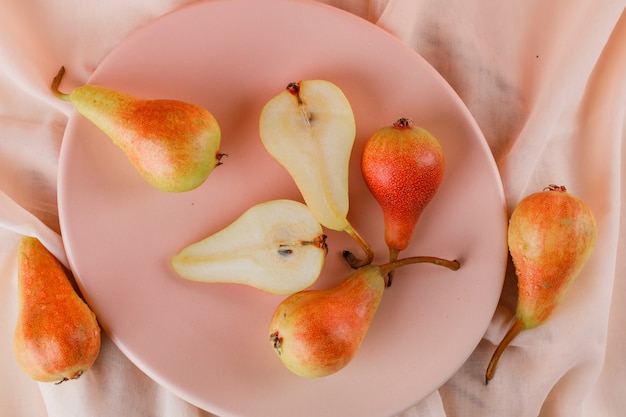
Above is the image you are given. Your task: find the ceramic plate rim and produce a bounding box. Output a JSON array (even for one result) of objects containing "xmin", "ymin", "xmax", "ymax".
[{"xmin": 58, "ymin": 1, "xmax": 507, "ymax": 416}]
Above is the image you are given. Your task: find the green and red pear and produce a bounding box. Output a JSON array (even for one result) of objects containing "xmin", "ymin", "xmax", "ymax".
[
  {"xmin": 51, "ymin": 66, "xmax": 223, "ymax": 192},
  {"xmin": 485, "ymin": 185, "xmax": 597, "ymax": 383},
  {"xmin": 269, "ymin": 255, "xmax": 460, "ymax": 378}
]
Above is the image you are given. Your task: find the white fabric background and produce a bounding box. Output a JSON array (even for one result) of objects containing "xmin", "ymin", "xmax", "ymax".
[{"xmin": 1, "ymin": 0, "xmax": 624, "ymax": 416}]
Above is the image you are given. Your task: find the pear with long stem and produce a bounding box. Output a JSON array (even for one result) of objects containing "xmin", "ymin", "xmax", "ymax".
[
  {"xmin": 485, "ymin": 185, "xmax": 597, "ymax": 384},
  {"xmin": 269, "ymin": 255, "xmax": 460, "ymax": 378},
  {"xmin": 259, "ymin": 80, "xmax": 373, "ymax": 268},
  {"xmin": 51, "ymin": 66, "xmax": 224, "ymax": 192}
]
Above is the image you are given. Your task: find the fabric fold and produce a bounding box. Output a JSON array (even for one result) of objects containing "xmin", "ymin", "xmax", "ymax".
[{"xmin": 1, "ymin": 1, "xmax": 625, "ymax": 416}]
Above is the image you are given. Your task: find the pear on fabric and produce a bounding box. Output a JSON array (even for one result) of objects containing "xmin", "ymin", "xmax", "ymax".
[
  {"xmin": 171, "ymin": 200, "xmax": 328, "ymax": 295},
  {"xmin": 51, "ymin": 66, "xmax": 223, "ymax": 192},
  {"xmin": 14, "ymin": 236, "xmax": 101, "ymax": 383},
  {"xmin": 269, "ymin": 255, "xmax": 460, "ymax": 378},
  {"xmin": 259, "ymin": 80, "xmax": 373, "ymax": 268},
  {"xmin": 485, "ymin": 185, "xmax": 597, "ymax": 384}
]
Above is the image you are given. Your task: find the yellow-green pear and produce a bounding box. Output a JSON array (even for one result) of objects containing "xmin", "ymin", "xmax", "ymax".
[
  {"xmin": 259, "ymin": 80, "xmax": 373, "ymax": 267},
  {"xmin": 51, "ymin": 66, "xmax": 223, "ymax": 192},
  {"xmin": 171, "ymin": 200, "xmax": 327, "ymax": 294}
]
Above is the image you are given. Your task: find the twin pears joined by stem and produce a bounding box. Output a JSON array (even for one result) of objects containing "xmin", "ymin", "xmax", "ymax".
[
  {"xmin": 14, "ymin": 237, "xmax": 101, "ymax": 383},
  {"xmin": 360, "ymin": 118, "xmax": 445, "ymax": 285},
  {"xmin": 485, "ymin": 185, "xmax": 597, "ymax": 383},
  {"xmin": 171, "ymin": 200, "xmax": 328, "ymax": 295},
  {"xmin": 269, "ymin": 256, "xmax": 460, "ymax": 378},
  {"xmin": 51, "ymin": 66, "xmax": 223, "ymax": 193},
  {"xmin": 259, "ymin": 80, "xmax": 373, "ymax": 268}
]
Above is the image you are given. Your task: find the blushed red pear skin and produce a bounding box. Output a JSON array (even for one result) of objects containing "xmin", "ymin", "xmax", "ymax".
[
  {"xmin": 14, "ymin": 237, "xmax": 101, "ymax": 383},
  {"xmin": 485, "ymin": 185, "xmax": 597, "ymax": 384},
  {"xmin": 361, "ymin": 118, "xmax": 445, "ymax": 284},
  {"xmin": 269, "ymin": 256, "xmax": 460, "ymax": 378}
]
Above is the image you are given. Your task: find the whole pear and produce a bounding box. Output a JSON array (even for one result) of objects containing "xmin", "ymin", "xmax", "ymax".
[
  {"xmin": 51, "ymin": 66, "xmax": 223, "ymax": 192},
  {"xmin": 14, "ymin": 236, "xmax": 101, "ymax": 383},
  {"xmin": 269, "ymin": 256, "xmax": 460, "ymax": 378},
  {"xmin": 259, "ymin": 80, "xmax": 373, "ymax": 268},
  {"xmin": 360, "ymin": 118, "xmax": 445, "ymax": 284},
  {"xmin": 485, "ymin": 185, "xmax": 597, "ymax": 383}
]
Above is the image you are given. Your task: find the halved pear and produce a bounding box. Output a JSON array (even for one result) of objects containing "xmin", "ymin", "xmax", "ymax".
[
  {"xmin": 259, "ymin": 80, "xmax": 373, "ymax": 267},
  {"xmin": 170, "ymin": 200, "xmax": 327, "ymax": 294}
]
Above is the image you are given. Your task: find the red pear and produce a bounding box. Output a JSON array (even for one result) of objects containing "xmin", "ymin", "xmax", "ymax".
[
  {"xmin": 361, "ymin": 118, "xmax": 445, "ymax": 284},
  {"xmin": 14, "ymin": 237, "xmax": 101, "ymax": 383},
  {"xmin": 485, "ymin": 185, "xmax": 597, "ymax": 383}
]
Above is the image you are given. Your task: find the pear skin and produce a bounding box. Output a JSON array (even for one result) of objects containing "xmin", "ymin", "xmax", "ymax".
[
  {"xmin": 51, "ymin": 66, "xmax": 223, "ymax": 192},
  {"xmin": 269, "ymin": 256, "xmax": 460, "ymax": 378},
  {"xmin": 361, "ymin": 118, "xmax": 445, "ymax": 284},
  {"xmin": 14, "ymin": 236, "xmax": 101, "ymax": 383},
  {"xmin": 485, "ymin": 185, "xmax": 597, "ymax": 383},
  {"xmin": 269, "ymin": 265, "xmax": 385, "ymax": 378}
]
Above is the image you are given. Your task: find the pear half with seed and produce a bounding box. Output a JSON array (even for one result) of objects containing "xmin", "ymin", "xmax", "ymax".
[
  {"xmin": 259, "ymin": 80, "xmax": 373, "ymax": 268},
  {"xmin": 170, "ymin": 200, "xmax": 327, "ymax": 294}
]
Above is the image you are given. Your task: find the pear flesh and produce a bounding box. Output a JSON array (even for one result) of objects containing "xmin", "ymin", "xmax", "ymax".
[
  {"xmin": 259, "ymin": 80, "xmax": 373, "ymax": 267},
  {"xmin": 269, "ymin": 256, "xmax": 460, "ymax": 378},
  {"xmin": 52, "ymin": 66, "xmax": 222, "ymax": 193},
  {"xmin": 259, "ymin": 81, "xmax": 354, "ymax": 231},
  {"xmin": 485, "ymin": 185, "xmax": 597, "ymax": 383},
  {"xmin": 14, "ymin": 237, "xmax": 101, "ymax": 383},
  {"xmin": 171, "ymin": 200, "xmax": 327, "ymax": 295}
]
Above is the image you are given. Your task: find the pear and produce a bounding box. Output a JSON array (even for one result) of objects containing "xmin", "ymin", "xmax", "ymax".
[
  {"xmin": 51, "ymin": 66, "xmax": 223, "ymax": 192},
  {"xmin": 485, "ymin": 185, "xmax": 597, "ymax": 383},
  {"xmin": 171, "ymin": 200, "xmax": 328, "ymax": 294},
  {"xmin": 259, "ymin": 80, "xmax": 373, "ymax": 268},
  {"xmin": 269, "ymin": 256, "xmax": 460, "ymax": 378},
  {"xmin": 14, "ymin": 236, "xmax": 101, "ymax": 383},
  {"xmin": 360, "ymin": 118, "xmax": 445, "ymax": 285}
]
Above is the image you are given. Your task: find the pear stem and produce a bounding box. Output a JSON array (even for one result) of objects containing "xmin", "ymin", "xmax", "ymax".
[
  {"xmin": 51, "ymin": 66, "xmax": 71, "ymax": 101},
  {"xmin": 341, "ymin": 222, "xmax": 374, "ymax": 269},
  {"xmin": 378, "ymin": 255, "xmax": 460, "ymax": 277},
  {"xmin": 386, "ymin": 248, "xmax": 401, "ymax": 287},
  {"xmin": 286, "ymin": 81, "xmax": 312, "ymax": 127},
  {"xmin": 485, "ymin": 318, "xmax": 525, "ymax": 384}
]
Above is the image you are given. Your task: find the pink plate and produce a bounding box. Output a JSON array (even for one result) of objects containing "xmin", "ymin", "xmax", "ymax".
[{"xmin": 58, "ymin": 1, "xmax": 507, "ymax": 416}]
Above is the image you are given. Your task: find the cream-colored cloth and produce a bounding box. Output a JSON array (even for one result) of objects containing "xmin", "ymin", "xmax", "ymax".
[{"xmin": 1, "ymin": 1, "xmax": 624, "ymax": 416}]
